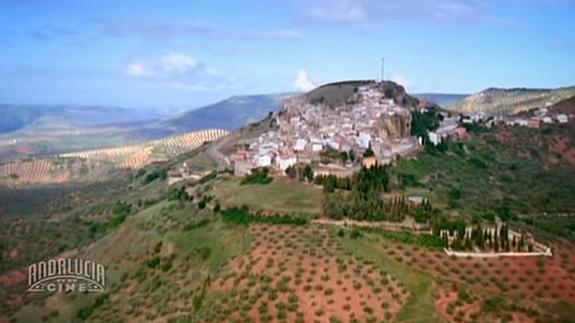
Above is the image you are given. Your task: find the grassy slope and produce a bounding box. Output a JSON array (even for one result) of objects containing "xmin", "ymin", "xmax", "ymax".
[
  {"xmin": 209, "ymin": 176, "xmax": 322, "ymax": 217},
  {"xmin": 11, "ymin": 199, "xmax": 249, "ymax": 322}
]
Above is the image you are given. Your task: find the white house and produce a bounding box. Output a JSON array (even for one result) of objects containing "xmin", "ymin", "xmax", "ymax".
[
  {"xmin": 326, "ymin": 139, "xmax": 340, "ymax": 150},
  {"xmin": 557, "ymin": 114, "xmax": 569, "ymax": 123},
  {"xmin": 256, "ymin": 154, "xmax": 272, "ymax": 167},
  {"xmin": 311, "ymin": 142, "xmax": 323, "ymax": 152},
  {"xmin": 294, "ymin": 138, "xmax": 307, "ymax": 151},
  {"xmin": 428, "ymin": 132, "xmax": 441, "ymax": 146},
  {"xmin": 356, "ymin": 132, "xmax": 371, "ymax": 149},
  {"xmin": 276, "ymin": 156, "xmax": 297, "ymax": 170}
]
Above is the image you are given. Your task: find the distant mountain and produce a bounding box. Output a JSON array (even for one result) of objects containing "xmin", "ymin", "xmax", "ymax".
[
  {"xmin": 446, "ymin": 86, "xmax": 575, "ymax": 116},
  {"xmin": 0, "ymin": 104, "xmax": 168, "ymax": 135},
  {"xmin": 413, "ymin": 93, "xmax": 468, "ymax": 107},
  {"xmin": 158, "ymin": 93, "xmax": 293, "ymax": 132}
]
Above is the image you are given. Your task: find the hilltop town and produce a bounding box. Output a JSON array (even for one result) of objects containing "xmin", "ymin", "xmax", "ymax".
[{"xmin": 230, "ymin": 81, "xmax": 422, "ymax": 176}]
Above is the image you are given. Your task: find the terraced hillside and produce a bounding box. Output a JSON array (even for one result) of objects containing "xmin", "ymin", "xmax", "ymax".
[
  {"xmin": 0, "ymin": 129, "xmax": 228, "ymax": 186},
  {"xmin": 59, "ymin": 129, "xmax": 228, "ymax": 169},
  {"xmin": 448, "ymin": 86, "xmax": 575, "ymax": 116},
  {"xmin": 0, "ymin": 158, "xmax": 116, "ymax": 186}
]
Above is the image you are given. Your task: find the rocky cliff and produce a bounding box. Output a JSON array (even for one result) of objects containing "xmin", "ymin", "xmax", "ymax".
[{"xmin": 376, "ymin": 113, "xmax": 412, "ymax": 141}]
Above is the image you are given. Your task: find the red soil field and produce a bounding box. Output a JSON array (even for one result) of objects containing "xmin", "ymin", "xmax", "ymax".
[{"xmin": 210, "ymin": 224, "xmax": 408, "ymax": 322}]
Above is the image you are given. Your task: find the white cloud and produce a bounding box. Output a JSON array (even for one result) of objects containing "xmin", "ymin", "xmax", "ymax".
[
  {"xmin": 126, "ymin": 61, "xmax": 154, "ymax": 77},
  {"xmin": 126, "ymin": 53, "xmax": 199, "ymax": 78},
  {"xmin": 294, "ymin": 69, "xmax": 315, "ymax": 91},
  {"xmin": 159, "ymin": 53, "xmax": 198, "ymax": 75},
  {"xmin": 103, "ymin": 18, "xmax": 302, "ymax": 40},
  {"xmin": 299, "ymin": 0, "xmax": 491, "ymax": 25},
  {"xmin": 390, "ymin": 75, "xmax": 413, "ymax": 88},
  {"xmin": 307, "ymin": 1, "xmax": 367, "ymax": 23},
  {"xmin": 124, "ymin": 53, "xmax": 238, "ymax": 93}
]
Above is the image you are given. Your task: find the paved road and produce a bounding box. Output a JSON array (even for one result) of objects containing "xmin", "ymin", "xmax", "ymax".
[{"xmin": 206, "ymin": 133, "xmax": 237, "ymax": 170}]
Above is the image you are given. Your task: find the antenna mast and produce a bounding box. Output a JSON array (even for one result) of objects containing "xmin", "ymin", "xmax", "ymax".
[{"xmin": 380, "ymin": 57, "xmax": 385, "ymax": 82}]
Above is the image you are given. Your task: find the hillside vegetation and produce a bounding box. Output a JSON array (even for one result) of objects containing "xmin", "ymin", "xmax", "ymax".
[
  {"xmin": 2, "ymin": 163, "xmax": 574, "ymax": 322},
  {"xmin": 448, "ymin": 86, "xmax": 575, "ymax": 116},
  {"xmin": 1, "ymin": 118, "xmax": 575, "ymax": 322},
  {"xmin": 395, "ymin": 121, "xmax": 575, "ymax": 227},
  {"xmin": 0, "ymin": 179, "xmax": 439, "ymax": 322}
]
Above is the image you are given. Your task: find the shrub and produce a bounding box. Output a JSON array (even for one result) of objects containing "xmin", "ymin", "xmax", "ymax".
[
  {"xmin": 481, "ymin": 296, "xmax": 503, "ymax": 313},
  {"xmin": 221, "ymin": 207, "xmax": 308, "ymax": 225},
  {"xmin": 350, "ymin": 229, "xmax": 362, "ymax": 240},
  {"xmin": 241, "ymin": 167, "xmax": 273, "ymax": 185},
  {"xmin": 146, "ymin": 256, "xmax": 161, "ymax": 269}
]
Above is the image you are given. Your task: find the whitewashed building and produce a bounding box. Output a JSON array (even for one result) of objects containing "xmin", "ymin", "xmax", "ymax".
[
  {"xmin": 428, "ymin": 132, "xmax": 440, "ymax": 146},
  {"xmin": 294, "ymin": 138, "xmax": 307, "ymax": 151},
  {"xmin": 276, "ymin": 156, "xmax": 297, "ymax": 170},
  {"xmin": 256, "ymin": 154, "xmax": 272, "ymax": 167},
  {"xmin": 311, "ymin": 142, "xmax": 323, "ymax": 152},
  {"xmin": 356, "ymin": 132, "xmax": 372, "ymax": 149}
]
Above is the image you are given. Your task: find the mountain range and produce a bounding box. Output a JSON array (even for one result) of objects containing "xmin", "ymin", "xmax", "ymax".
[{"xmin": 0, "ymin": 105, "xmax": 172, "ymax": 135}]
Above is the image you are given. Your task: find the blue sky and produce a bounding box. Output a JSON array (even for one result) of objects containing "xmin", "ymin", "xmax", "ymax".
[{"xmin": 0, "ymin": 0, "xmax": 574, "ymax": 108}]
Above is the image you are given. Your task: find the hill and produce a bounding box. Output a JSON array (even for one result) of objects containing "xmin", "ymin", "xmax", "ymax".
[
  {"xmin": 447, "ymin": 86, "xmax": 575, "ymax": 116},
  {"xmin": 414, "ymin": 93, "xmax": 468, "ymax": 107},
  {"xmin": 0, "ymin": 104, "xmax": 168, "ymax": 135},
  {"xmin": 158, "ymin": 93, "xmax": 291, "ymax": 132},
  {"xmin": 305, "ymin": 80, "xmax": 424, "ymax": 109}
]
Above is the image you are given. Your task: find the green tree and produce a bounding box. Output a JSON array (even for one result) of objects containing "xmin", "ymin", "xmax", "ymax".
[{"xmin": 303, "ymin": 165, "xmax": 314, "ymax": 182}]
